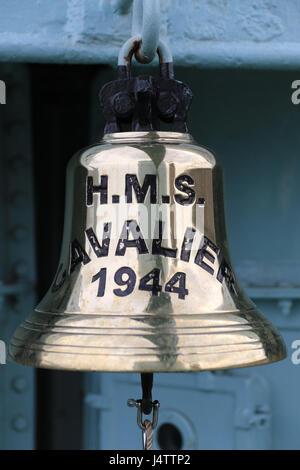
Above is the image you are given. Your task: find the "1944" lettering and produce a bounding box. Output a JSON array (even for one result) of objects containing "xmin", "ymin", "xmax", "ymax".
[{"xmin": 92, "ymin": 267, "xmax": 188, "ymax": 300}]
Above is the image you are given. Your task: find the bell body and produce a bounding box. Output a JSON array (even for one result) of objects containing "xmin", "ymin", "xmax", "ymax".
[{"xmin": 9, "ymin": 132, "xmax": 286, "ymax": 371}]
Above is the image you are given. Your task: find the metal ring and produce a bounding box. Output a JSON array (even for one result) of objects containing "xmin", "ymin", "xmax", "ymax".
[
  {"xmin": 118, "ymin": 35, "xmax": 173, "ymax": 66},
  {"xmin": 131, "ymin": 0, "xmax": 160, "ymax": 64}
]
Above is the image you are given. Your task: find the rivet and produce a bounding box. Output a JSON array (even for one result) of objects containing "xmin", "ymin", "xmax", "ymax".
[
  {"xmin": 12, "ymin": 376, "xmax": 28, "ymax": 393},
  {"xmin": 12, "ymin": 414, "xmax": 28, "ymax": 432},
  {"xmin": 11, "ymin": 225, "xmax": 27, "ymax": 242},
  {"xmin": 14, "ymin": 261, "xmax": 28, "ymax": 278},
  {"xmin": 277, "ymin": 299, "xmax": 293, "ymax": 316}
]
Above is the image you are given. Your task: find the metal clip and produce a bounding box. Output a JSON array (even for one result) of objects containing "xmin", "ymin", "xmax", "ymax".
[
  {"xmin": 127, "ymin": 398, "xmax": 160, "ymax": 450},
  {"xmin": 127, "ymin": 398, "xmax": 160, "ymax": 431}
]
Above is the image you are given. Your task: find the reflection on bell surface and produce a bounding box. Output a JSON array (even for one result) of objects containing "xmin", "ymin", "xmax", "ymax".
[{"xmin": 8, "ymin": 130, "xmax": 286, "ymax": 371}]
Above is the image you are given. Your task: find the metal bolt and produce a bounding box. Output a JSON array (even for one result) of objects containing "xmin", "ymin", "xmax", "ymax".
[
  {"xmin": 113, "ymin": 92, "xmax": 135, "ymax": 118},
  {"xmin": 157, "ymin": 91, "xmax": 177, "ymax": 120},
  {"xmin": 127, "ymin": 398, "xmax": 138, "ymax": 407}
]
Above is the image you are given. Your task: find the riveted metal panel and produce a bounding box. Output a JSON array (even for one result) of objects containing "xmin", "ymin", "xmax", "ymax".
[{"xmin": 0, "ymin": 64, "xmax": 35, "ymax": 450}]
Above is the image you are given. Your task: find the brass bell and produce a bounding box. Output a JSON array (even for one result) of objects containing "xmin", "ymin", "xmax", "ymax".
[{"xmin": 8, "ymin": 57, "xmax": 286, "ymax": 373}]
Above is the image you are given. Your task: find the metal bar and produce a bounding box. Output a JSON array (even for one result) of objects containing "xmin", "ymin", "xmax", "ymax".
[
  {"xmin": 140, "ymin": 373, "xmax": 153, "ymax": 415},
  {"xmin": 2, "ymin": 41, "xmax": 300, "ymax": 69}
]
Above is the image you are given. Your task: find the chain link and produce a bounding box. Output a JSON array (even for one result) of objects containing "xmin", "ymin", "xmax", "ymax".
[
  {"xmin": 131, "ymin": 0, "xmax": 160, "ymax": 63},
  {"xmin": 117, "ymin": 0, "xmax": 172, "ymax": 66}
]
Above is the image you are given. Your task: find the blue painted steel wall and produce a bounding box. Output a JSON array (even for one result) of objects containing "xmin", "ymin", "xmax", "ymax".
[
  {"xmin": 0, "ymin": 65, "xmax": 35, "ymax": 449},
  {"xmin": 0, "ymin": 0, "xmax": 300, "ymax": 69}
]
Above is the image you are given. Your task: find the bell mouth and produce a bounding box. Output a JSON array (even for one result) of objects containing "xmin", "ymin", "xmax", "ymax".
[
  {"xmin": 8, "ymin": 307, "xmax": 287, "ymax": 372},
  {"xmin": 101, "ymin": 131, "xmax": 195, "ymax": 145}
]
